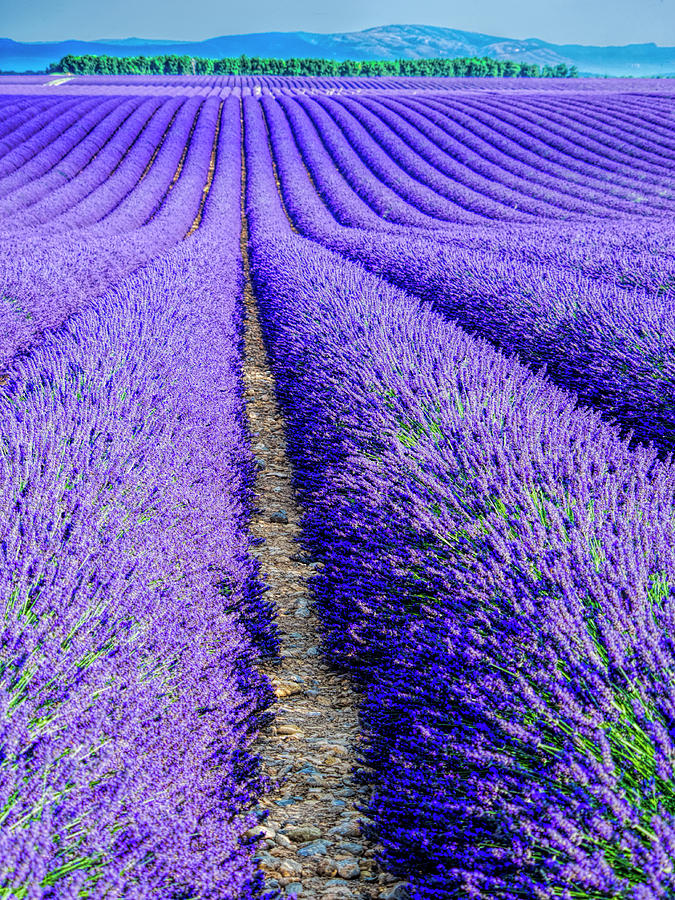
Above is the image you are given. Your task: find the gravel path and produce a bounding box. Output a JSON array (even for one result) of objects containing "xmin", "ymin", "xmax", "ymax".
[{"xmin": 241, "ymin": 229, "xmax": 406, "ymax": 900}]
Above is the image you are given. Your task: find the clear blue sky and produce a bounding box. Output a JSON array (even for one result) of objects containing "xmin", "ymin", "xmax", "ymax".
[{"xmin": 2, "ymin": 0, "xmax": 674, "ymax": 46}]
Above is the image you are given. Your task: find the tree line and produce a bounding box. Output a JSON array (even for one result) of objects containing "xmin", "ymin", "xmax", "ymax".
[{"xmin": 50, "ymin": 54, "xmax": 579, "ymax": 78}]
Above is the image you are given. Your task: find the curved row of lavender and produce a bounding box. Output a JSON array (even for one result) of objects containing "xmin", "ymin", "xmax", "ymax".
[
  {"xmin": 0, "ymin": 93, "xmax": 223, "ymax": 368},
  {"xmin": 257, "ymin": 89, "xmax": 675, "ymax": 452},
  {"xmin": 1, "ymin": 95, "xmax": 278, "ymax": 896},
  {"xmin": 244, "ymin": 91, "xmax": 675, "ymax": 898}
]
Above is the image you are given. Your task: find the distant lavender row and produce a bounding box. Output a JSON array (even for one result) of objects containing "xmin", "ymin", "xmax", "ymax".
[
  {"xmin": 264, "ymin": 92, "xmax": 675, "ymax": 292},
  {"xmin": 321, "ymin": 228, "xmax": 675, "ymax": 453},
  {"xmin": 354, "ymin": 94, "xmax": 675, "ymax": 216},
  {"xmin": 5, "ymin": 73, "xmax": 675, "ymax": 95},
  {"xmin": 253, "ymin": 94, "xmax": 675, "ymax": 452},
  {"xmin": 0, "ymin": 96, "xmax": 223, "ymax": 368},
  {"xmin": 0, "ymin": 97, "xmax": 139, "ymax": 204},
  {"xmin": 0, "ymin": 95, "xmax": 196, "ymax": 235}
]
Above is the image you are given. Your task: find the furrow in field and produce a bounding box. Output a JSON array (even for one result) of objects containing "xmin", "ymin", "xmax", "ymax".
[{"xmin": 242, "ymin": 95, "xmax": 398, "ymax": 900}]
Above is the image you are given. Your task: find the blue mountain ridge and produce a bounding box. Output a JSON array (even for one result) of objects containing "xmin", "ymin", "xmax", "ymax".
[{"xmin": 1, "ymin": 24, "xmax": 674, "ymax": 77}]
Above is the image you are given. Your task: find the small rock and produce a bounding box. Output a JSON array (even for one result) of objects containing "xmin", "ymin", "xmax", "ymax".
[
  {"xmin": 385, "ymin": 884, "xmax": 412, "ymax": 900},
  {"xmin": 255, "ymin": 851, "xmax": 277, "ymax": 871},
  {"xmin": 270, "ymin": 509, "xmax": 289, "ymax": 524},
  {"xmin": 336, "ymin": 842, "xmax": 363, "ymax": 855},
  {"xmin": 275, "ymin": 833, "xmax": 293, "ymax": 849},
  {"xmin": 295, "ymin": 607, "xmax": 311, "ymax": 619},
  {"xmin": 331, "ymin": 799, "xmax": 346, "ymax": 808},
  {"xmin": 246, "ymin": 824, "xmax": 275, "ymax": 840},
  {"xmin": 282, "ymin": 824, "xmax": 321, "ymax": 843},
  {"xmin": 336, "ymin": 858, "xmax": 360, "ymax": 880},
  {"xmin": 297, "ymin": 839, "xmax": 329, "ymax": 857},
  {"xmin": 286, "ymin": 884, "xmax": 303, "ymax": 897},
  {"xmin": 255, "ymin": 458, "xmax": 266, "ymax": 470},
  {"xmin": 273, "ymin": 682, "xmax": 302, "ymax": 699},
  {"xmin": 278, "ymin": 859, "xmax": 303, "ymax": 878},
  {"xmin": 329, "ymin": 821, "xmax": 360, "ymax": 838},
  {"xmin": 321, "ymin": 744, "xmax": 349, "ymax": 756},
  {"xmin": 315, "ymin": 857, "xmax": 338, "ymax": 877},
  {"xmin": 277, "ymin": 725, "xmax": 303, "ymax": 737}
]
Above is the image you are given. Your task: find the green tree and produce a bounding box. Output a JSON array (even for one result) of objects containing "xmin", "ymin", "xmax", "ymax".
[{"xmin": 503, "ymin": 60, "xmax": 521, "ymax": 77}]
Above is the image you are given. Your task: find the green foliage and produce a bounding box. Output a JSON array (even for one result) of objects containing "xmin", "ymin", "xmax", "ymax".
[{"xmin": 51, "ymin": 53, "xmax": 579, "ymax": 78}]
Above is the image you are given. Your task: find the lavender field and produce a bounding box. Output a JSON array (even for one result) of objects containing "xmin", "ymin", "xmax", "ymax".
[{"xmin": 2, "ymin": 72, "xmax": 675, "ymax": 899}]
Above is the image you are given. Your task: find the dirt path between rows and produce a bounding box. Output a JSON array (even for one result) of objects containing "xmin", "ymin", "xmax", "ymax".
[{"xmin": 240, "ymin": 216, "xmax": 406, "ymax": 899}]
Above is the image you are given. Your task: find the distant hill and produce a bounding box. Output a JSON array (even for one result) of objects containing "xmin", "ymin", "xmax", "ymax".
[{"xmin": 2, "ymin": 24, "xmax": 675, "ymax": 77}]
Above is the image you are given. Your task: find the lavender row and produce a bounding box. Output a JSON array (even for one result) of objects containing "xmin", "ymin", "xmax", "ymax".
[
  {"xmin": 1, "ymin": 96, "xmax": 192, "ymax": 236},
  {"xmin": 366, "ymin": 94, "xmax": 669, "ymax": 218},
  {"xmin": 297, "ymin": 94, "xmax": 494, "ymax": 225},
  {"xmin": 597, "ymin": 95, "xmax": 675, "ymax": 145},
  {"xmin": 0, "ymin": 97, "xmax": 72, "ymax": 151},
  {"xmin": 0, "ymin": 98, "xmax": 54, "ymax": 143},
  {"xmin": 503, "ymin": 93, "xmax": 675, "ymax": 173},
  {"xmin": 321, "ymin": 228, "xmax": 675, "ymax": 451},
  {"xmin": 277, "ymin": 94, "xmax": 443, "ymax": 228},
  {"xmin": 251, "ymin": 93, "xmax": 675, "ymax": 451},
  {"xmin": 279, "ymin": 90, "xmax": 675, "ymax": 224},
  {"xmin": 259, "ymin": 92, "xmax": 675, "ymax": 307},
  {"xmin": 8, "ymin": 74, "xmax": 675, "ymax": 95},
  {"xmin": 0, "ymin": 227, "xmax": 276, "ymax": 897},
  {"xmin": 403, "ymin": 95, "xmax": 673, "ymax": 212},
  {"xmin": 2, "ymin": 90, "xmax": 276, "ymax": 894},
  {"xmin": 277, "ymin": 91, "xmax": 674, "ymax": 233},
  {"xmin": 0, "ymin": 97, "xmax": 132, "ymax": 203},
  {"xmin": 340, "ymin": 95, "xmax": 582, "ymax": 220},
  {"xmin": 426, "ymin": 94, "xmax": 674, "ymax": 198},
  {"xmin": 247, "ymin": 222, "xmax": 675, "ymax": 899},
  {"xmin": 443, "ymin": 93, "xmax": 675, "ymax": 185},
  {"xmin": 42, "ymin": 97, "xmax": 183, "ymax": 233},
  {"xmin": 0, "ymin": 97, "xmax": 219, "ymax": 370},
  {"xmin": 314, "ymin": 95, "xmax": 535, "ymax": 223},
  {"xmin": 264, "ymin": 89, "xmax": 675, "ymax": 286},
  {"xmin": 522, "ymin": 94, "xmax": 675, "ymax": 160},
  {"xmin": 0, "ymin": 98, "xmax": 99, "ymax": 178},
  {"xmin": 0, "ymin": 98, "xmax": 149, "ymax": 222}
]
